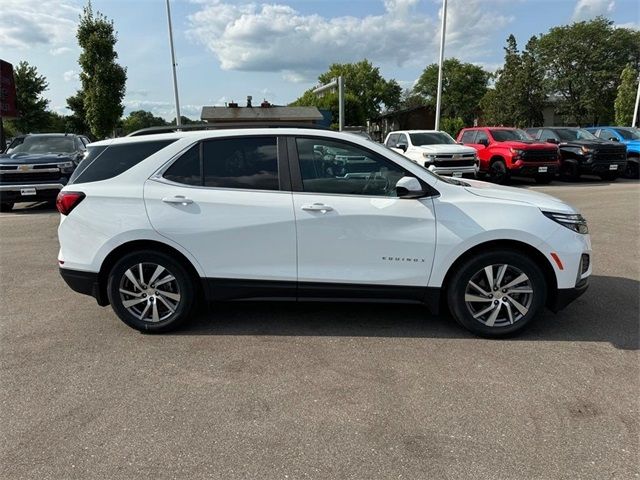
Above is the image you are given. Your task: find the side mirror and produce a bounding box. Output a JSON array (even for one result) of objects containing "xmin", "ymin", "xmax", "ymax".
[
  {"xmin": 546, "ymin": 138, "xmax": 559, "ymax": 144},
  {"xmin": 396, "ymin": 176, "xmax": 424, "ymax": 198},
  {"xmin": 608, "ymin": 137, "xmax": 619, "ymax": 142},
  {"xmin": 396, "ymin": 142, "xmax": 408, "ymax": 152}
]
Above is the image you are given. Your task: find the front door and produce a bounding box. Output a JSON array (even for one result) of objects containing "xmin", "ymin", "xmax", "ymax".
[
  {"xmin": 289, "ymin": 136, "xmax": 437, "ymax": 294},
  {"xmin": 144, "ymin": 136, "xmax": 297, "ymax": 297}
]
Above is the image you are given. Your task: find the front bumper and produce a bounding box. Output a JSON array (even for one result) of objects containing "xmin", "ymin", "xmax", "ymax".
[
  {"xmin": 427, "ymin": 165, "xmax": 477, "ymax": 177},
  {"xmin": 511, "ymin": 162, "xmax": 559, "ymax": 177},
  {"xmin": 59, "ymin": 267, "xmax": 108, "ymax": 306},
  {"xmin": 0, "ymin": 183, "xmax": 65, "ymax": 202},
  {"xmin": 549, "ymin": 278, "xmax": 589, "ymax": 312},
  {"xmin": 580, "ymin": 162, "xmax": 627, "ymax": 174}
]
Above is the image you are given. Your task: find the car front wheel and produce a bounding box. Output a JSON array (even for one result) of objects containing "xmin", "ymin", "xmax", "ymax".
[
  {"xmin": 447, "ymin": 250, "xmax": 547, "ymax": 337},
  {"xmin": 0, "ymin": 202, "xmax": 14, "ymax": 212},
  {"xmin": 107, "ymin": 250, "xmax": 196, "ymax": 333}
]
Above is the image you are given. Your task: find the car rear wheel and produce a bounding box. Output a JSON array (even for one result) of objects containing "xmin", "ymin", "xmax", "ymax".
[
  {"xmin": 107, "ymin": 250, "xmax": 196, "ymax": 333},
  {"xmin": 0, "ymin": 202, "xmax": 14, "ymax": 212},
  {"xmin": 559, "ymin": 162, "xmax": 580, "ymax": 181},
  {"xmin": 488, "ymin": 160, "xmax": 509, "ymax": 184},
  {"xmin": 447, "ymin": 250, "xmax": 547, "ymax": 338}
]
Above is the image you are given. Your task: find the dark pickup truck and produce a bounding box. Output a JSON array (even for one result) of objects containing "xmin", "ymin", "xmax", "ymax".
[
  {"xmin": 525, "ymin": 127, "xmax": 627, "ymax": 181},
  {"xmin": 0, "ymin": 133, "xmax": 89, "ymax": 211}
]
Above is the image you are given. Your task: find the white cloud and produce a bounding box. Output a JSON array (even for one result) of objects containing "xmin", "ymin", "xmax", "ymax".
[
  {"xmin": 0, "ymin": 0, "xmax": 80, "ymax": 49},
  {"xmin": 123, "ymin": 100, "xmax": 201, "ymax": 120},
  {"xmin": 50, "ymin": 46, "xmax": 73, "ymax": 56},
  {"xmin": 187, "ymin": 0, "xmax": 512, "ymax": 79},
  {"xmin": 571, "ymin": 0, "xmax": 615, "ymax": 21},
  {"xmin": 63, "ymin": 70, "xmax": 79, "ymax": 82}
]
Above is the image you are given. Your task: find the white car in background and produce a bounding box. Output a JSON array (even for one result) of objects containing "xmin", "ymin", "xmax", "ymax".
[{"xmin": 385, "ymin": 130, "xmax": 478, "ymax": 177}]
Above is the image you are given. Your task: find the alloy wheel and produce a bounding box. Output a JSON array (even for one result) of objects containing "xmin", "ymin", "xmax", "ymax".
[
  {"xmin": 464, "ymin": 264, "xmax": 534, "ymax": 327},
  {"xmin": 118, "ymin": 262, "xmax": 181, "ymax": 322}
]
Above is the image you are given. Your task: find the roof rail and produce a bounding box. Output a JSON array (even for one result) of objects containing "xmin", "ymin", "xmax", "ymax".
[{"xmin": 127, "ymin": 122, "xmax": 330, "ymax": 137}]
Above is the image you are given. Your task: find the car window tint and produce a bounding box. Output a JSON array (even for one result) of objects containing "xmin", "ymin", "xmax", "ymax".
[
  {"xmin": 202, "ymin": 137, "xmax": 279, "ymax": 191},
  {"xmin": 460, "ymin": 130, "xmax": 476, "ymax": 143},
  {"xmin": 296, "ymin": 137, "xmax": 409, "ymax": 197},
  {"xmin": 476, "ymin": 131, "xmax": 489, "ymax": 143},
  {"xmin": 164, "ymin": 144, "xmax": 202, "ymax": 186},
  {"xmin": 70, "ymin": 140, "xmax": 175, "ymax": 184}
]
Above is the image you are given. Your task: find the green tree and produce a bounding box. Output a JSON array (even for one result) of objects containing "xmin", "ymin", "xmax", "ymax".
[
  {"xmin": 440, "ymin": 117, "xmax": 465, "ymax": 138},
  {"xmin": 122, "ymin": 110, "xmax": 168, "ymax": 135},
  {"xmin": 536, "ymin": 17, "xmax": 640, "ymax": 125},
  {"xmin": 292, "ymin": 60, "xmax": 401, "ymax": 125},
  {"xmin": 8, "ymin": 61, "xmax": 50, "ymax": 134},
  {"xmin": 65, "ymin": 90, "xmax": 91, "ymax": 136},
  {"xmin": 480, "ymin": 35, "xmax": 545, "ymax": 127},
  {"xmin": 413, "ymin": 58, "xmax": 490, "ymax": 125},
  {"xmin": 74, "ymin": 2, "xmax": 127, "ymax": 138},
  {"xmin": 615, "ymin": 64, "xmax": 639, "ymax": 126}
]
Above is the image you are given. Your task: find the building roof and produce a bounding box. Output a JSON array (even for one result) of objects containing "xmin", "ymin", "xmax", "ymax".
[{"xmin": 201, "ymin": 106, "xmax": 323, "ymax": 122}]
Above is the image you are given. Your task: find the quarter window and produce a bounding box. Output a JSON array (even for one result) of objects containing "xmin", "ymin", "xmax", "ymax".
[{"xmin": 295, "ymin": 137, "xmax": 409, "ymax": 197}]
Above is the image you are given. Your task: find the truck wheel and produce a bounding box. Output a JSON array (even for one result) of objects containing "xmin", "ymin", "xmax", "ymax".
[
  {"xmin": 447, "ymin": 250, "xmax": 547, "ymax": 338},
  {"xmin": 0, "ymin": 202, "xmax": 14, "ymax": 212},
  {"xmin": 488, "ymin": 160, "xmax": 509, "ymax": 184},
  {"xmin": 107, "ymin": 250, "xmax": 196, "ymax": 333},
  {"xmin": 623, "ymin": 160, "xmax": 639, "ymax": 179},
  {"xmin": 560, "ymin": 162, "xmax": 580, "ymax": 181}
]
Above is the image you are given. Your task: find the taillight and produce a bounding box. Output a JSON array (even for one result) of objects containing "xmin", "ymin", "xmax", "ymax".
[{"xmin": 56, "ymin": 191, "xmax": 85, "ymax": 215}]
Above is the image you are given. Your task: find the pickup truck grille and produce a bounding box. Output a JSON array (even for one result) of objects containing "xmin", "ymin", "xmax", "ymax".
[
  {"xmin": 593, "ymin": 148, "xmax": 626, "ymax": 162},
  {"xmin": 520, "ymin": 150, "xmax": 557, "ymax": 162},
  {"xmin": 0, "ymin": 171, "xmax": 62, "ymax": 183},
  {"xmin": 433, "ymin": 159, "xmax": 476, "ymax": 167}
]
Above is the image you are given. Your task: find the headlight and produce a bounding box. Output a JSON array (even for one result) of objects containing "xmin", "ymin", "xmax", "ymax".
[
  {"xmin": 509, "ymin": 148, "xmax": 524, "ymax": 156},
  {"xmin": 580, "ymin": 146, "xmax": 592, "ymax": 154},
  {"xmin": 542, "ymin": 211, "xmax": 588, "ymax": 234},
  {"xmin": 58, "ymin": 161, "xmax": 75, "ymax": 173},
  {"xmin": 423, "ymin": 153, "xmax": 436, "ymax": 162}
]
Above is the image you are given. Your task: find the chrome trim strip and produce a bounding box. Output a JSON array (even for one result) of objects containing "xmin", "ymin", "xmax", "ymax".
[{"xmin": 0, "ymin": 183, "xmax": 64, "ymax": 191}]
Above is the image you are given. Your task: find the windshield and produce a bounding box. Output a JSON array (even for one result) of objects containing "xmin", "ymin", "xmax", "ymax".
[
  {"xmin": 8, "ymin": 136, "xmax": 75, "ymax": 154},
  {"xmin": 489, "ymin": 129, "xmax": 531, "ymax": 142},
  {"xmin": 554, "ymin": 129, "xmax": 597, "ymax": 141},
  {"xmin": 409, "ymin": 132, "xmax": 456, "ymax": 146},
  {"xmin": 613, "ymin": 128, "xmax": 640, "ymax": 140}
]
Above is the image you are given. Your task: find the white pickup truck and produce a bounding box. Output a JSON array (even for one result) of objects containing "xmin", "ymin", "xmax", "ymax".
[{"xmin": 384, "ymin": 130, "xmax": 478, "ymax": 177}]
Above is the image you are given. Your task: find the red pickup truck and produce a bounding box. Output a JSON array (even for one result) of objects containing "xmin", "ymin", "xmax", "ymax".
[{"xmin": 457, "ymin": 127, "xmax": 560, "ymax": 184}]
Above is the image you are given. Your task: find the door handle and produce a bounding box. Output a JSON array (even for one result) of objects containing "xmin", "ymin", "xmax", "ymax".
[
  {"xmin": 301, "ymin": 203, "xmax": 333, "ymax": 213},
  {"xmin": 162, "ymin": 195, "xmax": 193, "ymax": 205}
]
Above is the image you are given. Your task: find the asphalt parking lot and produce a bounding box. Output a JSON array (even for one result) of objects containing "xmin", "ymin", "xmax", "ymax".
[{"xmin": 1, "ymin": 179, "xmax": 638, "ymax": 479}]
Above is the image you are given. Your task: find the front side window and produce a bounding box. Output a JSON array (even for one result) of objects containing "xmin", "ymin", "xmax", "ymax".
[
  {"xmin": 164, "ymin": 144, "xmax": 201, "ymax": 186},
  {"xmin": 296, "ymin": 137, "xmax": 409, "ymax": 197},
  {"xmin": 386, "ymin": 134, "xmax": 398, "ymax": 148},
  {"xmin": 613, "ymin": 128, "xmax": 640, "ymax": 140},
  {"xmin": 475, "ymin": 131, "xmax": 489, "ymax": 144},
  {"xmin": 553, "ymin": 129, "xmax": 597, "ymax": 141},
  {"xmin": 397, "ymin": 134, "xmax": 409, "ymax": 146}
]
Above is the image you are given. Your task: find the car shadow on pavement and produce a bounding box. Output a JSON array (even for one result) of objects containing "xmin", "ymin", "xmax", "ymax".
[{"xmin": 178, "ymin": 275, "xmax": 639, "ymax": 351}]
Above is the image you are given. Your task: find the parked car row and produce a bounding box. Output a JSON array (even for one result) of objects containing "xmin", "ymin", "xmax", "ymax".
[{"xmin": 384, "ymin": 126, "xmax": 638, "ymax": 185}]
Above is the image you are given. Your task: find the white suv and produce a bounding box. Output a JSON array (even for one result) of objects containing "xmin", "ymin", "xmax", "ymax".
[
  {"xmin": 385, "ymin": 130, "xmax": 478, "ymax": 177},
  {"xmin": 57, "ymin": 127, "xmax": 591, "ymax": 337}
]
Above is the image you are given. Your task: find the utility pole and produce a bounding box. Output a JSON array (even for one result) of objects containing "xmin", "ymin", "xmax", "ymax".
[
  {"xmin": 312, "ymin": 76, "xmax": 344, "ymax": 131},
  {"xmin": 166, "ymin": 0, "xmax": 181, "ymax": 127},
  {"xmin": 434, "ymin": 0, "xmax": 448, "ymax": 131}
]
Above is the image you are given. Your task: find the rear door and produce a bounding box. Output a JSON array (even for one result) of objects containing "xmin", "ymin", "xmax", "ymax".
[
  {"xmin": 144, "ymin": 136, "xmax": 297, "ymax": 296},
  {"xmin": 289, "ymin": 135, "xmax": 436, "ymax": 296}
]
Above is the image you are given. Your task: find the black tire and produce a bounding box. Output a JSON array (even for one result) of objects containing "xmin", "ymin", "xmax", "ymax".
[
  {"xmin": 559, "ymin": 161, "xmax": 580, "ymax": 181},
  {"xmin": 446, "ymin": 250, "xmax": 547, "ymax": 338},
  {"xmin": 534, "ymin": 174, "xmax": 553, "ymax": 184},
  {"xmin": 488, "ymin": 159, "xmax": 510, "ymax": 184},
  {"xmin": 0, "ymin": 202, "xmax": 14, "ymax": 212},
  {"xmin": 107, "ymin": 250, "xmax": 196, "ymax": 333},
  {"xmin": 623, "ymin": 160, "xmax": 639, "ymax": 179},
  {"xmin": 599, "ymin": 172, "xmax": 618, "ymax": 181}
]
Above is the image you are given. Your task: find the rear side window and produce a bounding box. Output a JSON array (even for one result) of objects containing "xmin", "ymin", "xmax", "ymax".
[
  {"xmin": 70, "ymin": 140, "xmax": 175, "ymax": 184},
  {"xmin": 460, "ymin": 130, "xmax": 476, "ymax": 143},
  {"xmin": 164, "ymin": 145, "xmax": 201, "ymax": 186}
]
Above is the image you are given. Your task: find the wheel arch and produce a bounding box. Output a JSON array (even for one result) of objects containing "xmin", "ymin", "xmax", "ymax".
[
  {"xmin": 97, "ymin": 239, "xmax": 207, "ymax": 306},
  {"xmin": 439, "ymin": 239, "xmax": 558, "ymax": 312}
]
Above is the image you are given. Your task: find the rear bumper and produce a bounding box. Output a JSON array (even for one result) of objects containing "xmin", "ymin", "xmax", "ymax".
[
  {"xmin": 59, "ymin": 268, "xmax": 108, "ymax": 306},
  {"xmin": 549, "ymin": 278, "xmax": 589, "ymax": 313}
]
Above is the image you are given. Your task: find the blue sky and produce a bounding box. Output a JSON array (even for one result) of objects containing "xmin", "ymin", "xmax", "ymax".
[{"xmin": 0, "ymin": 0, "xmax": 638, "ymax": 120}]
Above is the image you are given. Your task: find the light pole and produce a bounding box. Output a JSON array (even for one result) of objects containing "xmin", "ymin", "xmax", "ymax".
[
  {"xmin": 166, "ymin": 0, "xmax": 181, "ymax": 127},
  {"xmin": 312, "ymin": 76, "xmax": 344, "ymax": 131},
  {"xmin": 633, "ymin": 74, "xmax": 640, "ymax": 128},
  {"xmin": 434, "ymin": 0, "xmax": 448, "ymax": 131}
]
